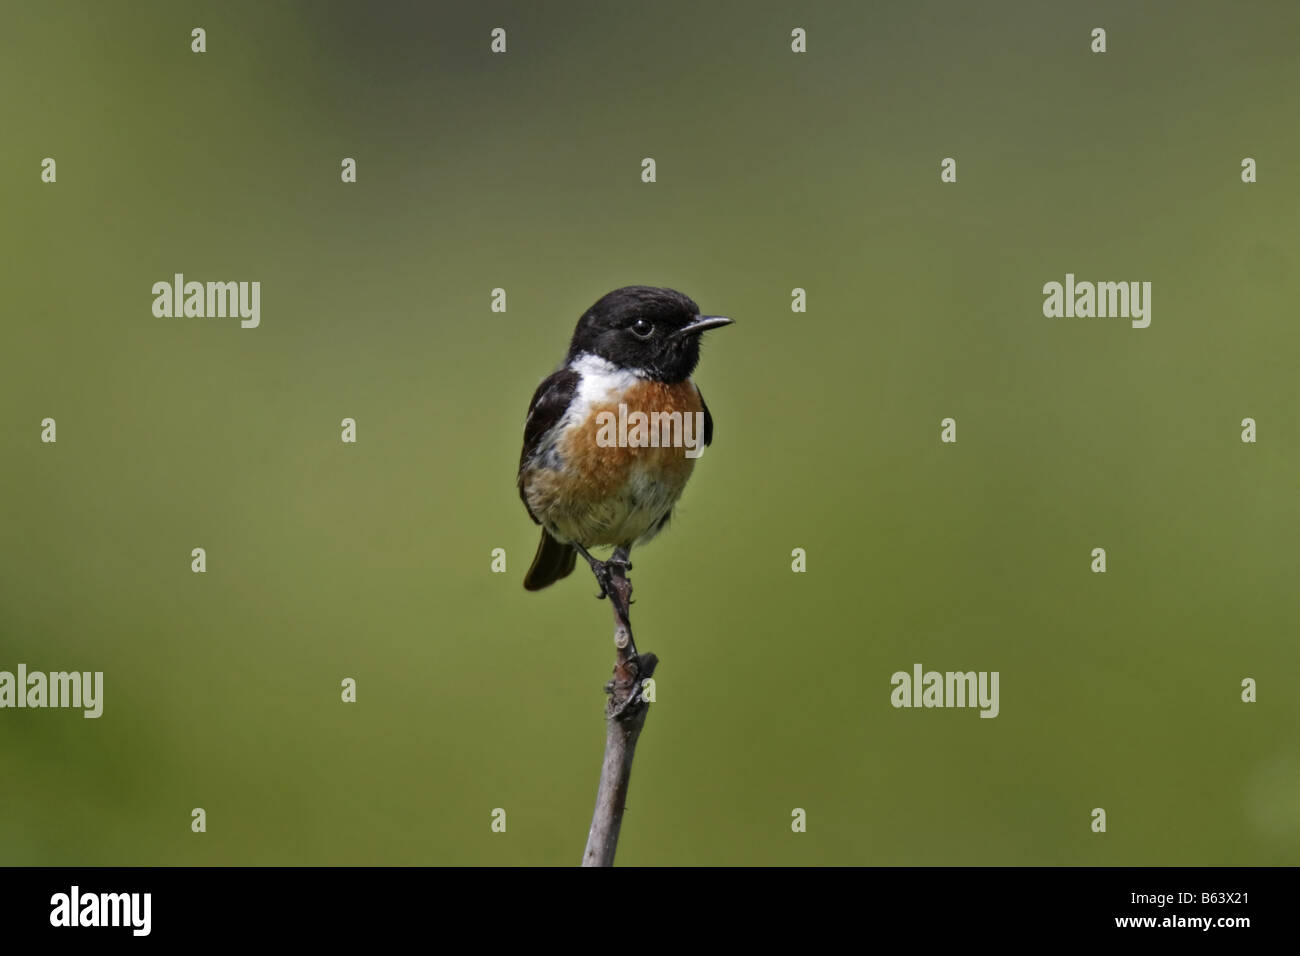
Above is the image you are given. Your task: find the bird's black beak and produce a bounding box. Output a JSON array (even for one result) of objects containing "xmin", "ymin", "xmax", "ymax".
[{"xmin": 675, "ymin": 315, "xmax": 734, "ymax": 338}]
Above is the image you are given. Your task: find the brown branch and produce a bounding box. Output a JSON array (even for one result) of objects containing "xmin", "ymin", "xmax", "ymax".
[{"xmin": 581, "ymin": 565, "xmax": 657, "ymax": 867}]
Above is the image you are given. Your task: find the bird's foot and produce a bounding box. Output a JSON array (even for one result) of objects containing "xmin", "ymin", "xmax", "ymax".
[
  {"xmin": 603, "ymin": 548, "xmax": 634, "ymax": 606},
  {"xmin": 573, "ymin": 544, "xmax": 614, "ymax": 600},
  {"xmin": 574, "ymin": 545, "xmax": 633, "ymax": 601},
  {"xmin": 591, "ymin": 561, "xmax": 616, "ymax": 601}
]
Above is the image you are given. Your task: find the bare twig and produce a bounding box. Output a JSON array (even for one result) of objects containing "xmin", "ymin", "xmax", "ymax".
[{"xmin": 582, "ymin": 565, "xmax": 657, "ymax": 867}]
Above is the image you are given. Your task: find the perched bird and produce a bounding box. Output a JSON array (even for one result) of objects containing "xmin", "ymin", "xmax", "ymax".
[{"xmin": 518, "ymin": 286, "xmax": 732, "ymax": 594}]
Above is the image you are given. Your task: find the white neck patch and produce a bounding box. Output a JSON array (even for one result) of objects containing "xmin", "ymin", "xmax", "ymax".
[{"xmin": 561, "ymin": 353, "xmax": 651, "ymax": 434}]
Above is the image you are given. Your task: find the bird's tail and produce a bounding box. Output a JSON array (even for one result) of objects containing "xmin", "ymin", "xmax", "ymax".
[{"xmin": 523, "ymin": 529, "xmax": 577, "ymax": 591}]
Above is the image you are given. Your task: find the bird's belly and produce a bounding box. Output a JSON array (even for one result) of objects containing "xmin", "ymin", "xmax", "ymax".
[
  {"xmin": 522, "ymin": 380, "xmax": 704, "ymax": 548},
  {"xmin": 528, "ymin": 466, "xmax": 689, "ymax": 548}
]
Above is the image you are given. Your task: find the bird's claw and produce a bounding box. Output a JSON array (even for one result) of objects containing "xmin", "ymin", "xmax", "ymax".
[{"xmin": 588, "ymin": 552, "xmax": 631, "ymax": 600}]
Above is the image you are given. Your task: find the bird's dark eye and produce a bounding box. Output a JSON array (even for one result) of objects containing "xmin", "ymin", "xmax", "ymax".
[{"xmin": 631, "ymin": 318, "xmax": 654, "ymax": 339}]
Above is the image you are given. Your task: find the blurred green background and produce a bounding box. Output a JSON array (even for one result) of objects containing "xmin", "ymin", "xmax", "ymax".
[{"xmin": 2, "ymin": 0, "xmax": 1297, "ymax": 865}]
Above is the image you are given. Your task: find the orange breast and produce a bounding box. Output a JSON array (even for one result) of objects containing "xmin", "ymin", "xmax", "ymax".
[{"xmin": 559, "ymin": 379, "xmax": 704, "ymax": 498}]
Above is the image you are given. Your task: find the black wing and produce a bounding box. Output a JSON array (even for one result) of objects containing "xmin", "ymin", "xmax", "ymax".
[
  {"xmin": 518, "ymin": 368, "xmax": 580, "ymax": 521},
  {"xmin": 698, "ymin": 384, "xmax": 713, "ymax": 447}
]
